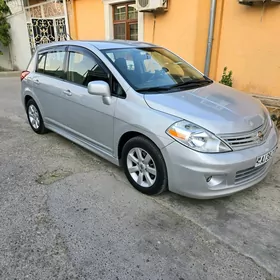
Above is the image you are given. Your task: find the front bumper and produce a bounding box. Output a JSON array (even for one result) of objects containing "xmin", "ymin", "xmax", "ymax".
[{"xmin": 161, "ymin": 125, "xmax": 278, "ymax": 199}]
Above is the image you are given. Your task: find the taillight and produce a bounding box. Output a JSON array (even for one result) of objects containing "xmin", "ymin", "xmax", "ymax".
[{"xmin": 20, "ymin": 70, "xmax": 30, "ymax": 81}]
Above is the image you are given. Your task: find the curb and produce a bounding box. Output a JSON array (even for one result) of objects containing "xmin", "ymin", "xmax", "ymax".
[{"xmin": 0, "ymin": 71, "xmax": 21, "ymax": 78}]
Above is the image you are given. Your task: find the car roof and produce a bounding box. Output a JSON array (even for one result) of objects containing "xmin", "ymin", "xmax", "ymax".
[{"xmin": 36, "ymin": 40, "xmax": 157, "ymax": 51}]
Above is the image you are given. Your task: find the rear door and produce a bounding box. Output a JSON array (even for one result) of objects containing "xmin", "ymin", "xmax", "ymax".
[
  {"xmin": 60, "ymin": 46, "xmax": 117, "ymax": 155},
  {"xmin": 32, "ymin": 46, "xmax": 68, "ymax": 126}
]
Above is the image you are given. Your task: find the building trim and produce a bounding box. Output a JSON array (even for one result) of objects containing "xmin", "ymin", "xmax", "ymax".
[{"xmin": 103, "ymin": 0, "xmax": 144, "ymax": 41}]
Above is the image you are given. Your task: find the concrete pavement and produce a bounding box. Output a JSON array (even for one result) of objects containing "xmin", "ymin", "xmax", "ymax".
[
  {"xmin": 0, "ymin": 71, "xmax": 21, "ymax": 77},
  {"xmin": 0, "ymin": 77, "xmax": 279, "ymax": 280}
]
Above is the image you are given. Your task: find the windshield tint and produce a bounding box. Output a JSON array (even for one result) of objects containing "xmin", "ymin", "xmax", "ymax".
[{"xmin": 102, "ymin": 47, "xmax": 207, "ymax": 92}]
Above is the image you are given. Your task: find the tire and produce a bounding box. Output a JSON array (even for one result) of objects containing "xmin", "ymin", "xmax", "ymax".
[
  {"xmin": 26, "ymin": 99, "xmax": 48, "ymax": 134},
  {"xmin": 121, "ymin": 136, "xmax": 168, "ymax": 195}
]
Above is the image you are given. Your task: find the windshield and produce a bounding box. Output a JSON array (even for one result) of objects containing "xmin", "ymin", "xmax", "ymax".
[{"xmin": 102, "ymin": 47, "xmax": 210, "ymax": 92}]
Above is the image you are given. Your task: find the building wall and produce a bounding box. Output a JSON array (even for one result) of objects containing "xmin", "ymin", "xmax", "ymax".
[
  {"xmin": 7, "ymin": 11, "xmax": 31, "ymax": 70},
  {"xmin": 211, "ymin": 0, "xmax": 280, "ymax": 97},
  {"xmin": 67, "ymin": 0, "xmax": 77, "ymax": 39},
  {"xmin": 0, "ymin": 0, "xmax": 31, "ymax": 70},
  {"xmin": 0, "ymin": 44, "xmax": 13, "ymax": 70},
  {"xmin": 73, "ymin": 0, "xmax": 105, "ymax": 40},
  {"xmin": 71, "ymin": 0, "xmax": 280, "ymax": 97}
]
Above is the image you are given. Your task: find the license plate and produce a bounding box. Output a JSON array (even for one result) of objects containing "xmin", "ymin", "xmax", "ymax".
[{"xmin": 255, "ymin": 146, "xmax": 277, "ymax": 167}]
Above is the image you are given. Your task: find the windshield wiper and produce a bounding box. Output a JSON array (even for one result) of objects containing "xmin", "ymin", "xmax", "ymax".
[
  {"xmin": 170, "ymin": 78, "xmax": 213, "ymax": 89},
  {"xmin": 137, "ymin": 86, "xmax": 172, "ymax": 92},
  {"xmin": 137, "ymin": 78, "xmax": 213, "ymax": 93}
]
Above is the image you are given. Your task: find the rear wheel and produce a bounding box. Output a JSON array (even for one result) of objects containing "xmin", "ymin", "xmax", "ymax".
[
  {"xmin": 26, "ymin": 99, "xmax": 48, "ymax": 134},
  {"xmin": 122, "ymin": 136, "xmax": 168, "ymax": 195}
]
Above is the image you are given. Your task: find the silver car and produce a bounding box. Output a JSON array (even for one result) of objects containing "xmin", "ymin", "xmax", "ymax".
[{"xmin": 21, "ymin": 40, "xmax": 278, "ymax": 199}]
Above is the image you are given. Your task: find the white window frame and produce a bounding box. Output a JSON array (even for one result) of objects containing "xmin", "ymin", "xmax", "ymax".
[{"xmin": 102, "ymin": 0, "xmax": 144, "ymax": 41}]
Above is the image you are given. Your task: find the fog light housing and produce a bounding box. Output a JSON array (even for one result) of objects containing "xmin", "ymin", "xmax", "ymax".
[
  {"xmin": 206, "ymin": 176, "xmax": 212, "ymax": 183},
  {"xmin": 205, "ymin": 174, "xmax": 226, "ymax": 189}
]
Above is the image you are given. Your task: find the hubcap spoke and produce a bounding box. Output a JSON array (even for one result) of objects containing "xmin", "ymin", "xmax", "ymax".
[
  {"xmin": 144, "ymin": 171, "xmax": 153, "ymax": 187},
  {"xmin": 128, "ymin": 165, "xmax": 139, "ymax": 173},
  {"xmin": 146, "ymin": 166, "xmax": 156, "ymax": 176},
  {"xmin": 127, "ymin": 153, "xmax": 138, "ymax": 164},
  {"xmin": 135, "ymin": 148, "xmax": 144, "ymax": 162},
  {"xmin": 137, "ymin": 172, "xmax": 144, "ymax": 185},
  {"xmin": 143, "ymin": 153, "xmax": 152, "ymax": 164}
]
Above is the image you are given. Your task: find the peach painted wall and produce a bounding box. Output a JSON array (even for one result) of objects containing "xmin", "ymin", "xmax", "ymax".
[
  {"xmin": 73, "ymin": 0, "xmax": 105, "ymax": 40},
  {"xmin": 214, "ymin": 1, "xmax": 280, "ymax": 97},
  {"xmin": 71, "ymin": 0, "xmax": 280, "ymax": 97}
]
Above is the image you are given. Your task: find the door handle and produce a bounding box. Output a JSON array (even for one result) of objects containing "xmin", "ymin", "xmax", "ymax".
[
  {"xmin": 34, "ymin": 79, "xmax": 40, "ymax": 85},
  {"xmin": 63, "ymin": 90, "xmax": 72, "ymax": 96}
]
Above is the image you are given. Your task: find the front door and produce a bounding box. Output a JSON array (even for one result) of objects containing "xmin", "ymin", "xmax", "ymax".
[{"xmin": 60, "ymin": 46, "xmax": 116, "ymax": 155}]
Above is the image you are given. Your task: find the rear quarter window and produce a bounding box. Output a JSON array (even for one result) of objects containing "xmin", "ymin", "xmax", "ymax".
[
  {"xmin": 37, "ymin": 53, "xmax": 46, "ymax": 73},
  {"xmin": 26, "ymin": 53, "xmax": 37, "ymax": 72}
]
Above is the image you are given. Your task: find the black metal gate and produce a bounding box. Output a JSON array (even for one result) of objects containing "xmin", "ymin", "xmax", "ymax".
[{"xmin": 25, "ymin": 0, "xmax": 69, "ymax": 53}]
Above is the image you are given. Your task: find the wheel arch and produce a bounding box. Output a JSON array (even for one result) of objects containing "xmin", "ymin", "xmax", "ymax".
[
  {"xmin": 118, "ymin": 131, "xmax": 152, "ymax": 161},
  {"xmin": 116, "ymin": 129, "xmax": 172, "ymax": 162},
  {"xmin": 24, "ymin": 95, "xmax": 33, "ymax": 110},
  {"xmin": 23, "ymin": 93, "xmax": 45, "ymax": 119}
]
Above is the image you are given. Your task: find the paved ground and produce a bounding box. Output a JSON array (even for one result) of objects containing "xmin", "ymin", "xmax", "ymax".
[{"xmin": 1, "ymin": 77, "xmax": 280, "ymax": 280}]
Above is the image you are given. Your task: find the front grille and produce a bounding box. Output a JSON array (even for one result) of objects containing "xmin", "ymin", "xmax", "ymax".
[
  {"xmin": 219, "ymin": 116, "xmax": 271, "ymax": 151},
  {"xmin": 235, "ymin": 163, "xmax": 268, "ymax": 185}
]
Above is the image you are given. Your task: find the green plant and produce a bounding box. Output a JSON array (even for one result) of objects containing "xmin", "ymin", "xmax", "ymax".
[
  {"xmin": 0, "ymin": 0, "xmax": 11, "ymax": 55},
  {"xmin": 219, "ymin": 66, "xmax": 233, "ymax": 87}
]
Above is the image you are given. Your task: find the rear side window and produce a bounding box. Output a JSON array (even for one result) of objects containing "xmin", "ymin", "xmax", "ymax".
[
  {"xmin": 36, "ymin": 50, "xmax": 66, "ymax": 79},
  {"xmin": 45, "ymin": 51, "xmax": 66, "ymax": 79}
]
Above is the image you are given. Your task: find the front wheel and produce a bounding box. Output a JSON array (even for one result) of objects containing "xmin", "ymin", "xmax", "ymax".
[{"xmin": 122, "ymin": 136, "xmax": 168, "ymax": 195}]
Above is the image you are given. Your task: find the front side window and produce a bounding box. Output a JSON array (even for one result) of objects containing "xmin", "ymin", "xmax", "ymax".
[
  {"xmin": 67, "ymin": 51, "xmax": 109, "ymax": 87},
  {"xmin": 103, "ymin": 47, "xmax": 211, "ymax": 92},
  {"xmin": 66, "ymin": 49, "xmax": 126, "ymax": 97},
  {"xmin": 113, "ymin": 2, "xmax": 138, "ymax": 40}
]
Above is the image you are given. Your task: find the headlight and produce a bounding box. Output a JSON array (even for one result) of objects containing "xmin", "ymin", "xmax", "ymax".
[{"xmin": 166, "ymin": 120, "xmax": 231, "ymax": 153}]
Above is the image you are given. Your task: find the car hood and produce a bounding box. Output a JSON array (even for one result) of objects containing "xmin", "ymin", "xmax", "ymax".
[{"xmin": 144, "ymin": 82, "xmax": 267, "ymax": 134}]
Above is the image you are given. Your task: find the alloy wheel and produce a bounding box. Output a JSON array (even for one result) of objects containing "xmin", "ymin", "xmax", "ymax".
[
  {"xmin": 28, "ymin": 104, "xmax": 40, "ymax": 130},
  {"xmin": 126, "ymin": 147, "xmax": 157, "ymax": 188}
]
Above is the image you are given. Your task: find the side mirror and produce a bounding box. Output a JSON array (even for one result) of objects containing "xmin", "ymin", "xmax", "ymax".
[{"xmin": 87, "ymin": 81, "xmax": 112, "ymax": 105}]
